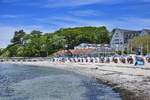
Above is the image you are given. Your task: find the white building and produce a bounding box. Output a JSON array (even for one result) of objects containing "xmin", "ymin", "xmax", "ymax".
[
  {"xmin": 140, "ymin": 29, "xmax": 150, "ymax": 36},
  {"xmin": 111, "ymin": 28, "xmax": 150, "ymax": 51},
  {"xmin": 74, "ymin": 43, "xmax": 115, "ymax": 56},
  {"xmin": 74, "ymin": 43, "xmax": 110, "ymax": 50}
]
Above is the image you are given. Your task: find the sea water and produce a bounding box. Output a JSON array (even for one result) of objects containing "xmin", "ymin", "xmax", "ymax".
[{"xmin": 0, "ymin": 64, "xmax": 121, "ymax": 100}]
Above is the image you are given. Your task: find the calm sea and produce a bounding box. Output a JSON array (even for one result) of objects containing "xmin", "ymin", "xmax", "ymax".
[{"xmin": 0, "ymin": 64, "xmax": 121, "ymax": 100}]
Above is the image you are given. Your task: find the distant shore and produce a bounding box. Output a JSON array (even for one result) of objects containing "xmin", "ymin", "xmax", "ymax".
[{"xmin": 1, "ymin": 61, "xmax": 150, "ymax": 100}]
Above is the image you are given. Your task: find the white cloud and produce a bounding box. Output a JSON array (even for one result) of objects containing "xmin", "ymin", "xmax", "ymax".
[
  {"xmin": 0, "ymin": 26, "xmax": 16, "ymax": 48},
  {"xmin": 44, "ymin": 0, "xmax": 98, "ymax": 8},
  {"xmin": 1, "ymin": 0, "xmax": 21, "ymax": 3},
  {"xmin": 69, "ymin": 9, "xmax": 100, "ymax": 17},
  {"xmin": 117, "ymin": 17, "xmax": 150, "ymax": 29},
  {"xmin": 34, "ymin": 15, "xmax": 150, "ymax": 31},
  {"xmin": 0, "ymin": 0, "xmax": 131, "ymax": 8},
  {"xmin": 140, "ymin": 0, "xmax": 150, "ymax": 2},
  {"xmin": 35, "ymin": 16, "xmax": 108, "ymax": 30},
  {"xmin": 44, "ymin": 0, "xmax": 126, "ymax": 8},
  {"xmin": 99, "ymin": 17, "xmax": 150, "ymax": 30},
  {"xmin": 1, "ymin": 0, "xmax": 148, "ymax": 8},
  {"xmin": 1, "ymin": 14, "xmax": 18, "ymax": 18}
]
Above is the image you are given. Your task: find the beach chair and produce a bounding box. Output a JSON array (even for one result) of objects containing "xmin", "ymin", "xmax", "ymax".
[
  {"xmin": 127, "ymin": 56, "xmax": 133, "ymax": 64},
  {"xmin": 135, "ymin": 56, "xmax": 144, "ymax": 66},
  {"xmin": 106, "ymin": 57, "xmax": 110, "ymax": 63},
  {"xmin": 145, "ymin": 55, "xmax": 150, "ymax": 63}
]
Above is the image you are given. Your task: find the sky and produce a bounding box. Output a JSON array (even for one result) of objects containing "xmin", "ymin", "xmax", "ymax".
[{"xmin": 0, "ymin": 0, "xmax": 150, "ymax": 48}]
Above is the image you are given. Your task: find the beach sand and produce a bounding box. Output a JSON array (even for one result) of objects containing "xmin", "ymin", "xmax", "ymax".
[{"xmin": 1, "ymin": 61, "xmax": 150, "ymax": 100}]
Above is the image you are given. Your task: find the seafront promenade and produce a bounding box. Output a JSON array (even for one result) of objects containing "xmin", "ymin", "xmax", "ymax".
[{"xmin": 1, "ymin": 59, "xmax": 150, "ymax": 100}]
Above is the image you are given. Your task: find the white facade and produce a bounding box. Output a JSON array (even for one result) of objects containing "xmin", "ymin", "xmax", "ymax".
[
  {"xmin": 140, "ymin": 29, "xmax": 150, "ymax": 36},
  {"xmin": 74, "ymin": 43, "xmax": 110, "ymax": 50},
  {"xmin": 111, "ymin": 28, "xmax": 150, "ymax": 51},
  {"xmin": 110, "ymin": 29, "xmax": 125, "ymax": 51}
]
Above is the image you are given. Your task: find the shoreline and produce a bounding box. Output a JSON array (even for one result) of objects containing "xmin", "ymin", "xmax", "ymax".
[{"xmin": 1, "ymin": 61, "xmax": 150, "ymax": 100}]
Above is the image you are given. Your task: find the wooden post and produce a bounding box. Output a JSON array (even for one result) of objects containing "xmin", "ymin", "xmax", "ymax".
[
  {"xmin": 130, "ymin": 40, "xmax": 133, "ymax": 54},
  {"xmin": 147, "ymin": 40, "xmax": 149, "ymax": 54}
]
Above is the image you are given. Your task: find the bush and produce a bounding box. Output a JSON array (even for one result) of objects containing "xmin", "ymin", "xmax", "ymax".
[
  {"xmin": 116, "ymin": 51, "xmax": 122, "ymax": 55},
  {"xmin": 123, "ymin": 51, "xmax": 128, "ymax": 55}
]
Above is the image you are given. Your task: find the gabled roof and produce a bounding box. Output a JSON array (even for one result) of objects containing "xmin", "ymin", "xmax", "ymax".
[
  {"xmin": 114, "ymin": 28, "xmax": 141, "ymax": 34},
  {"xmin": 54, "ymin": 48, "xmax": 95, "ymax": 56},
  {"xmin": 70, "ymin": 48, "xmax": 95, "ymax": 55},
  {"xmin": 53, "ymin": 50, "xmax": 72, "ymax": 56},
  {"xmin": 115, "ymin": 28, "xmax": 137, "ymax": 32},
  {"xmin": 142, "ymin": 29, "xmax": 150, "ymax": 34}
]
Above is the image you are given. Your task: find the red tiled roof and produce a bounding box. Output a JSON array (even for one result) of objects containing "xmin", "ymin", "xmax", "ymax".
[
  {"xmin": 53, "ymin": 48, "xmax": 95, "ymax": 56},
  {"xmin": 53, "ymin": 50, "xmax": 72, "ymax": 56},
  {"xmin": 69, "ymin": 49, "xmax": 95, "ymax": 55}
]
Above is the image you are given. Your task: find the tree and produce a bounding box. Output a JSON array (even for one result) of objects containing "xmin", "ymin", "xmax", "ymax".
[
  {"xmin": 1, "ymin": 26, "xmax": 111, "ymax": 57},
  {"xmin": 55, "ymin": 26, "xmax": 110, "ymax": 48},
  {"xmin": 61, "ymin": 30, "xmax": 81, "ymax": 48},
  {"xmin": 24, "ymin": 32, "xmax": 42, "ymax": 57},
  {"xmin": 39, "ymin": 35, "xmax": 50, "ymax": 56},
  {"xmin": 0, "ymin": 48, "xmax": 2, "ymax": 56},
  {"xmin": 30, "ymin": 30, "xmax": 42, "ymax": 36},
  {"xmin": 5, "ymin": 44, "xmax": 20, "ymax": 57},
  {"xmin": 48, "ymin": 35, "xmax": 66, "ymax": 53},
  {"xmin": 0, "ymin": 49, "xmax": 10, "ymax": 57},
  {"xmin": 16, "ymin": 46, "xmax": 25, "ymax": 57},
  {"xmin": 96, "ymin": 26, "xmax": 110, "ymax": 44},
  {"xmin": 128, "ymin": 35, "xmax": 150, "ymax": 54},
  {"xmin": 23, "ymin": 44, "xmax": 39, "ymax": 57},
  {"xmin": 11, "ymin": 30, "xmax": 26, "ymax": 45}
]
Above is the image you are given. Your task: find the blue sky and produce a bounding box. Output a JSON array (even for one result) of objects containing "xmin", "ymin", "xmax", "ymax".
[{"xmin": 0, "ymin": 0, "xmax": 150, "ymax": 48}]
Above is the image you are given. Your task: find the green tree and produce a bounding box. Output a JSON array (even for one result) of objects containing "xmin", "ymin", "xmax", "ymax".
[
  {"xmin": 16, "ymin": 46, "xmax": 25, "ymax": 57},
  {"xmin": 48, "ymin": 35, "xmax": 66, "ymax": 53},
  {"xmin": 24, "ymin": 32, "xmax": 42, "ymax": 57},
  {"xmin": 4, "ymin": 44, "xmax": 20, "ymax": 57},
  {"xmin": 55, "ymin": 26, "xmax": 110, "ymax": 48},
  {"xmin": 128, "ymin": 35, "xmax": 150, "ymax": 54},
  {"xmin": 30, "ymin": 30, "xmax": 42, "ymax": 36},
  {"xmin": 0, "ymin": 48, "xmax": 2, "ymax": 56},
  {"xmin": 11, "ymin": 30, "xmax": 26, "ymax": 44},
  {"xmin": 0, "ymin": 49, "xmax": 10, "ymax": 57},
  {"xmin": 1, "ymin": 26, "xmax": 111, "ymax": 57},
  {"xmin": 23, "ymin": 44, "xmax": 39, "ymax": 57},
  {"xmin": 96, "ymin": 26, "xmax": 110, "ymax": 44}
]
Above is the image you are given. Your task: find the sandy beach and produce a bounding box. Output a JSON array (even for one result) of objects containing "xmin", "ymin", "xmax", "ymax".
[{"xmin": 1, "ymin": 61, "xmax": 150, "ymax": 100}]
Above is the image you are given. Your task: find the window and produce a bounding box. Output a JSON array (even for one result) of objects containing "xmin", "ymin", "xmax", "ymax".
[
  {"xmin": 115, "ymin": 39, "xmax": 119, "ymax": 41},
  {"xmin": 115, "ymin": 33, "xmax": 119, "ymax": 37}
]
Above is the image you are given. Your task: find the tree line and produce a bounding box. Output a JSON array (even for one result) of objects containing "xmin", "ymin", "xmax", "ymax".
[
  {"xmin": 128, "ymin": 35, "xmax": 150, "ymax": 54},
  {"xmin": 0, "ymin": 26, "xmax": 111, "ymax": 57}
]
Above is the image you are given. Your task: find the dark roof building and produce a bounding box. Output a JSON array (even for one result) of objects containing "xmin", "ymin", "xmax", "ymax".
[
  {"xmin": 111, "ymin": 28, "xmax": 150, "ymax": 51},
  {"xmin": 141, "ymin": 29, "xmax": 150, "ymax": 36}
]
